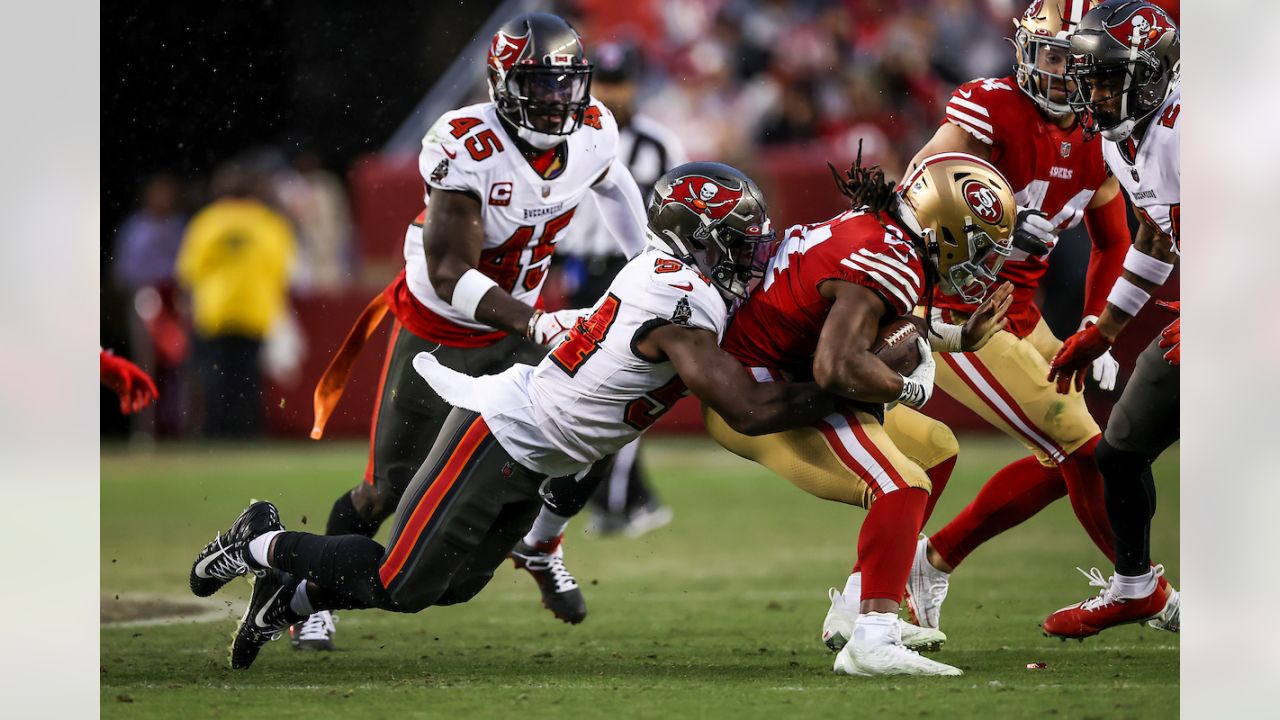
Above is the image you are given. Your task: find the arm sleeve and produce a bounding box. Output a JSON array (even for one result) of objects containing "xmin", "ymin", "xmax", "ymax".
[
  {"xmin": 816, "ymin": 249, "xmax": 921, "ymax": 317},
  {"xmin": 634, "ymin": 269, "xmax": 727, "ymax": 338},
  {"xmin": 1081, "ymin": 191, "xmax": 1131, "ymax": 319},
  {"xmin": 591, "ymin": 156, "xmax": 648, "ymax": 259}
]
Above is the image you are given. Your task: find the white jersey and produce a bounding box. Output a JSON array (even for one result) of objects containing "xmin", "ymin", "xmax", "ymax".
[
  {"xmin": 557, "ymin": 114, "xmax": 688, "ymax": 257},
  {"xmin": 405, "ymin": 99, "xmax": 620, "ymax": 331},
  {"xmin": 413, "ymin": 247, "xmax": 727, "ymax": 477},
  {"xmin": 1104, "ymin": 85, "xmax": 1180, "ymax": 252}
]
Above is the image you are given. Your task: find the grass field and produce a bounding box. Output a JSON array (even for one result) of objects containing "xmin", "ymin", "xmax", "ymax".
[{"xmin": 101, "ymin": 435, "xmax": 1178, "ymax": 719}]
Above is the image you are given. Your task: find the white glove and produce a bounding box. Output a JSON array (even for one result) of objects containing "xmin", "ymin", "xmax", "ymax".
[
  {"xmin": 529, "ymin": 308, "xmax": 587, "ymax": 348},
  {"xmin": 1012, "ymin": 206, "xmax": 1058, "ymax": 259},
  {"xmin": 896, "ymin": 337, "xmax": 936, "ymax": 409},
  {"xmin": 1078, "ymin": 315, "xmax": 1119, "ymax": 391}
]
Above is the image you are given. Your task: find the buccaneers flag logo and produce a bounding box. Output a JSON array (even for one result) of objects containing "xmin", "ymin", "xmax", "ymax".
[
  {"xmin": 661, "ymin": 175, "xmax": 743, "ymax": 221},
  {"xmin": 1105, "ymin": 5, "xmax": 1175, "ymax": 51},
  {"xmin": 962, "ymin": 179, "xmax": 1004, "ymax": 224},
  {"xmin": 489, "ymin": 30, "xmax": 529, "ymax": 73},
  {"xmin": 583, "ymin": 105, "xmax": 602, "ymax": 130}
]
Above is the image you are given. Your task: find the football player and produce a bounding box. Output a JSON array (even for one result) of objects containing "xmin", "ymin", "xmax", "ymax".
[
  {"xmin": 188, "ymin": 163, "xmax": 849, "ymax": 671},
  {"xmin": 288, "ymin": 13, "xmax": 648, "ymax": 649},
  {"xmin": 1042, "ymin": 0, "xmax": 1180, "ymax": 638},
  {"xmin": 707, "ymin": 152, "xmax": 1018, "ymax": 676},
  {"xmin": 819, "ymin": 0, "xmax": 1178, "ymax": 644}
]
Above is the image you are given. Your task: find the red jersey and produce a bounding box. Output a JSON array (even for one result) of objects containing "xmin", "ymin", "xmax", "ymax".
[
  {"xmin": 723, "ymin": 209, "xmax": 925, "ymax": 376},
  {"xmin": 937, "ymin": 75, "xmax": 1109, "ymax": 336}
]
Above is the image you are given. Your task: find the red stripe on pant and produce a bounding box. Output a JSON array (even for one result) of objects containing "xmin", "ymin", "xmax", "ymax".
[
  {"xmin": 940, "ymin": 353, "xmax": 1066, "ymax": 462},
  {"xmin": 363, "ymin": 321, "xmax": 403, "ymax": 485},
  {"xmin": 815, "ymin": 413, "xmax": 904, "ymax": 502},
  {"xmin": 378, "ymin": 415, "xmax": 490, "ymax": 587}
]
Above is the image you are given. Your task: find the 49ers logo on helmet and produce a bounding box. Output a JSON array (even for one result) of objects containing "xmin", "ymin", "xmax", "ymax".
[
  {"xmin": 1104, "ymin": 5, "xmax": 1175, "ymax": 51},
  {"xmin": 489, "ymin": 30, "xmax": 530, "ymax": 72},
  {"xmin": 661, "ymin": 175, "xmax": 743, "ymax": 221},
  {"xmin": 962, "ymin": 180, "xmax": 1004, "ymax": 224},
  {"xmin": 1023, "ymin": 0, "xmax": 1045, "ymax": 20}
]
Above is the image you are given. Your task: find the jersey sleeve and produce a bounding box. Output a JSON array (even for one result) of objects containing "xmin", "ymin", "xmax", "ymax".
[
  {"xmin": 814, "ymin": 226, "xmax": 924, "ymax": 317},
  {"xmin": 634, "ymin": 260, "xmax": 728, "ymax": 339},
  {"xmin": 418, "ymin": 110, "xmax": 488, "ymax": 201},
  {"xmin": 942, "ymin": 77, "xmax": 1021, "ymax": 149}
]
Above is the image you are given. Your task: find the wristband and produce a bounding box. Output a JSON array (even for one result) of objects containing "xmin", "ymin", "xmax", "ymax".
[
  {"xmin": 1107, "ymin": 276, "xmax": 1151, "ymax": 317},
  {"xmin": 1122, "ymin": 246, "xmax": 1175, "ymax": 285},
  {"xmin": 526, "ymin": 309, "xmax": 544, "ymax": 340},
  {"xmin": 927, "ymin": 322, "xmax": 964, "ymax": 353},
  {"xmin": 449, "ymin": 268, "xmax": 499, "ymax": 321}
]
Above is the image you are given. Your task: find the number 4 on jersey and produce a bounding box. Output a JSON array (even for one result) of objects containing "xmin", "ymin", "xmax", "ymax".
[{"xmin": 551, "ymin": 294, "xmax": 620, "ymax": 377}]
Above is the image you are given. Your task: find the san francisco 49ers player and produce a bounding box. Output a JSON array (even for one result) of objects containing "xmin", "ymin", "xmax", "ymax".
[
  {"xmin": 1043, "ymin": 0, "xmax": 1181, "ymax": 638},
  {"xmin": 278, "ymin": 13, "xmax": 650, "ymax": 650},
  {"xmin": 187, "ymin": 163, "xmax": 847, "ymax": 670},
  {"xmin": 818, "ymin": 0, "xmax": 1177, "ymax": 646},
  {"xmin": 709, "ymin": 152, "xmax": 1017, "ymax": 676}
]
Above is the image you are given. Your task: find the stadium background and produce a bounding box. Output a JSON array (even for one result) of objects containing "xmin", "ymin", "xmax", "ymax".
[{"xmin": 101, "ymin": 0, "xmax": 1179, "ymax": 442}]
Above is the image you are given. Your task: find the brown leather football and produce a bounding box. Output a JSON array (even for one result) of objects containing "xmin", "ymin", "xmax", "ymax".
[{"xmin": 871, "ymin": 316, "xmax": 927, "ymax": 375}]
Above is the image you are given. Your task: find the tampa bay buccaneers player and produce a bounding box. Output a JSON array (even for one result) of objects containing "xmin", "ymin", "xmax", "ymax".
[
  {"xmin": 817, "ymin": 0, "xmax": 1178, "ymax": 645},
  {"xmin": 1043, "ymin": 0, "xmax": 1181, "ymax": 638},
  {"xmin": 187, "ymin": 163, "xmax": 851, "ymax": 671},
  {"xmin": 276, "ymin": 13, "xmax": 650, "ymax": 649},
  {"xmin": 709, "ymin": 152, "xmax": 1018, "ymax": 676}
]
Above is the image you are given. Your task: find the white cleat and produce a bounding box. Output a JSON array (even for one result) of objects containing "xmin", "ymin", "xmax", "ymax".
[
  {"xmin": 906, "ymin": 536, "xmax": 950, "ymax": 630},
  {"xmin": 822, "ymin": 587, "xmax": 856, "ymax": 652},
  {"xmin": 1148, "ymin": 588, "xmax": 1180, "ymax": 633},
  {"xmin": 833, "ymin": 615, "xmax": 962, "ymax": 677},
  {"xmin": 899, "ymin": 620, "xmax": 947, "ymax": 652}
]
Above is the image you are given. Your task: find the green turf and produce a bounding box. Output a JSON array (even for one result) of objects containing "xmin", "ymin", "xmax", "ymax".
[{"xmin": 102, "ymin": 436, "xmax": 1178, "ymax": 718}]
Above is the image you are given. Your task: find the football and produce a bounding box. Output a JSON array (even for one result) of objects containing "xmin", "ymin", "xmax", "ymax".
[{"xmin": 871, "ymin": 315, "xmax": 927, "ymax": 375}]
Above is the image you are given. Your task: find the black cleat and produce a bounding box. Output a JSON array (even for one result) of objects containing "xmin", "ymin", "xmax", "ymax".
[
  {"xmin": 190, "ymin": 501, "xmax": 283, "ymax": 597},
  {"xmin": 509, "ymin": 535, "xmax": 587, "ymax": 624},
  {"xmin": 229, "ymin": 569, "xmax": 304, "ymax": 670},
  {"xmin": 289, "ymin": 611, "xmax": 337, "ymax": 651}
]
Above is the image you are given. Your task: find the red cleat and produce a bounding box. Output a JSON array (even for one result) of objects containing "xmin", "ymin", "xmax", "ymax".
[{"xmin": 1042, "ymin": 567, "xmax": 1167, "ymax": 639}]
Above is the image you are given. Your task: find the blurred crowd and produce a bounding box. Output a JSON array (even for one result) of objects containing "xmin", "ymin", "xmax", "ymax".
[{"xmin": 105, "ymin": 0, "xmax": 1026, "ymax": 440}]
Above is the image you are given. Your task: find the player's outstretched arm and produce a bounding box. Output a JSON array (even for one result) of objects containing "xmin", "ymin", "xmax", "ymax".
[
  {"xmin": 422, "ymin": 189, "xmax": 539, "ymax": 338},
  {"xmin": 900, "ymin": 122, "xmax": 991, "ymax": 182},
  {"xmin": 811, "ymin": 281, "xmax": 908, "ymax": 404},
  {"xmin": 591, "ymin": 160, "xmax": 648, "ymax": 259},
  {"xmin": 642, "ymin": 324, "xmax": 839, "ymax": 437}
]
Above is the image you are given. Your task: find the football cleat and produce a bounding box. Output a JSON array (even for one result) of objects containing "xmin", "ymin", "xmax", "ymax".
[
  {"xmin": 833, "ymin": 617, "xmax": 962, "ymax": 677},
  {"xmin": 289, "ymin": 610, "xmax": 337, "ymax": 651},
  {"xmin": 905, "ymin": 536, "xmax": 949, "ymax": 630},
  {"xmin": 587, "ymin": 501, "xmax": 673, "ymax": 539},
  {"xmin": 509, "ymin": 535, "xmax": 587, "ymax": 624},
  {"xmin": 1148, "ymin": 587, "xmax": 1180, "ymax": 633},
  {"xmin": 229, "ymin": 569, "xmax": 304, "ymax": 670},
  {"xmin": 189, "ymin": 500, "xmax": 283, "ymax": 598},
  {"xmin": 822, "ymin": 587, "xmax": 856, "ymax": 652},
  {"xmin": 1042, "ymin": 566, "xmax": 1167, "ymax": 639},
  {"xmin": 899, "ymin": 620, "xmax": 947, "ymax": 653}
]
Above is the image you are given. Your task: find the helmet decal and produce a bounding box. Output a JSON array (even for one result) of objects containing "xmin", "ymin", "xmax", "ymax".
[
  {"xmin": 489, "ymin": 29, "xmax": 530, "ymax": 73},
  {"xmin": 1104, "ymin": 5, "xmax": 1175, "ymax": 51},
  {"xmin": 661, "ymin": 175, "xmax": 744, "ymax": 222},
  {"xmin": 962, "ymin": 180, "xmax": 1005, "ymax": 224},
  {"xmin": 1024, "ymin": 0, "xmax": 1046, "ymax": 20}
]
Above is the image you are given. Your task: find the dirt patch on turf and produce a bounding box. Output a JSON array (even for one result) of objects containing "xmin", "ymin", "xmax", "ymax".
[{"xmin": 101, "ymin": 595, "xmax": 222, "ymax": 625}]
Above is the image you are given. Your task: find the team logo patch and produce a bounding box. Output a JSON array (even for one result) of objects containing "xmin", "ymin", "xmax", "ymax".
[
  {"xmin": 1104, "ymin": 5, "xmax": 1175, "ymax": 51},
  {"xmin": 583, "ymin": 105, "xmax": 602, "ymax": 130},
  {"xmin": 430, "ymin": 158, "xmax": 450, "ymax": 184},
  {"xmin": 661, "ymin": 175, "xmax": 743, "ymax": 221},
  {"xmin": 961, "ymin": 179, "xmax": 1004, "ymax": 224},
  {"xmin": 671, "ymin": 296, "xmax": 692, "ymax": 326},
  {"xmin": 488, "ymin": 30, "xmax": 529, "ymax": 72}
]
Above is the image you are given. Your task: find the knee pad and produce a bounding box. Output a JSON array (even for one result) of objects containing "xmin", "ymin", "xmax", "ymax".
[{"xmin": 1094, "ymin": 438, "xmax": 1150, "ymax": 482}]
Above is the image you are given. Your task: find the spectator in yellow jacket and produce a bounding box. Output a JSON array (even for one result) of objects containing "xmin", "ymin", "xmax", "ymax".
[{"xmin": 177, "ymin": 163, "xmax": 295, "ymax": 438}]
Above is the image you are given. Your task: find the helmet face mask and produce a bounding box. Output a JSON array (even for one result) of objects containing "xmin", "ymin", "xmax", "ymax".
[
  {"xmin": 1012, "ymin": 1, "xmax": 1095, "ymax": 117},
  {"xmin": 486, "ymin": 14, "xmax": 594, "ymax": 149},
  {"xmin": 931, "ymin": 224, "xmax": 1012, "ymax": 304}
]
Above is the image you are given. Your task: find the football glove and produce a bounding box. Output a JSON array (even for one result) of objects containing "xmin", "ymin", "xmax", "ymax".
[
  {"xmin": 1047, "ymin": 324, "xmax": 1111, "ymax": 394},
  {"xmin": 896, "ymin": 337, "xmax": 936, "ymax": 409},
  {"xmin": 1012, "ymin": 207, "xmax": 1057, "ymax": 258},
  {"xmin": 1156, "ymin": 300, "xmax": 1180, "ymax": 366},
  {"xmin": 530, "ymin": 308, "xmax": 588, "ymax": 348},
  {"xmin": 100, "ymin": 350, "xmax": 159, "ymax": 415},
  {"xmin": 1078, "ymin": 315, "xmax": 1119, "ymax": 391}
]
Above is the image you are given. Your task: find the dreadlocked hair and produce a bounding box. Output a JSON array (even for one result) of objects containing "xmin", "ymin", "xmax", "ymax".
[{"xmin": 829, "ymin": 140, "xmax": 940, "ymax": 338}]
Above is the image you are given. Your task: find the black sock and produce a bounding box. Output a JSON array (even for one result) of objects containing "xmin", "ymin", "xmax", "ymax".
[
  {"xmin": 326, "ymin": 491, "xmax": 383, "ymax": 537},
  {"xmin": 1096, "ymin": 439, "xmax": 1157, "ymax": 576},
  {"xmin": 270, "ymin": 531, "xmax": 392, "ymax": 609}
]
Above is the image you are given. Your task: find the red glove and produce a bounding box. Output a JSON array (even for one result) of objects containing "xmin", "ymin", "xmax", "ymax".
[
  {"xmin": 1047, "ymin": 323, "xmax": 1112, "ymax": 394},
  {"xmin": 1156, "ymin": 300, "xmax": 1180, "ymax": 366},
  {"xmin": 100, "ymin": 350, "xmax": 159, "ymax": 415}
]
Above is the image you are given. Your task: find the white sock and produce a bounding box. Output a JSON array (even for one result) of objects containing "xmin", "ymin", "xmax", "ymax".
[
  {"xmin": 289, "ymin": 580, "xmax": 313, "ymax": 616},
  {"xmin": 842, "ymin": 572, "xmax": 862, "ymax": 605},
  {"xmin": 853, "ymin": 611, "xmax": 898, "ymax": 647},
  {"xmin": 523, "ymin": 508, "xmax": 571, "ymax": 547},
  {"xmin": 1112, "ymin": 569, "xmax": 1157, "ymax": 599},
  {"xmin": 248, "ymin": 530, "xmax": 282, "ymax": 568}
]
